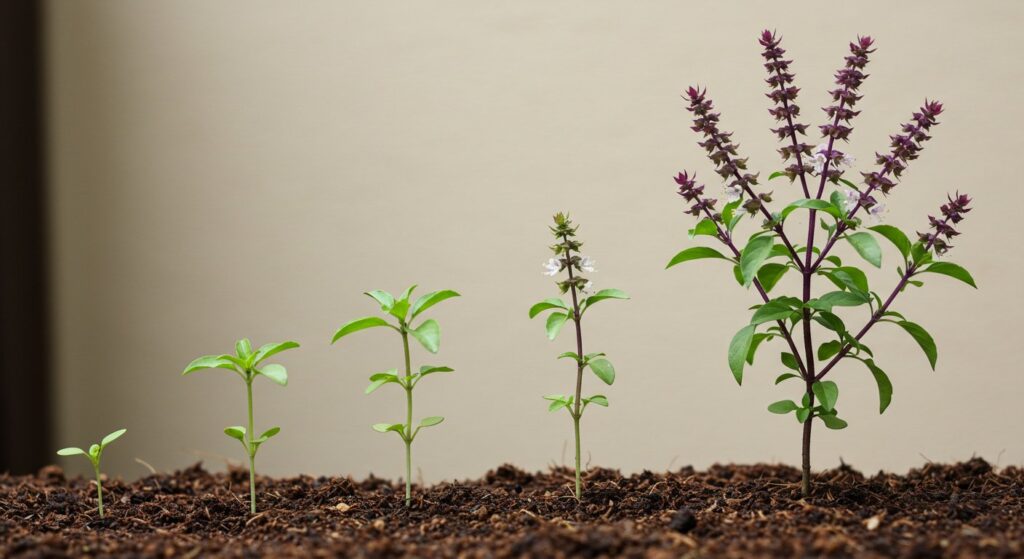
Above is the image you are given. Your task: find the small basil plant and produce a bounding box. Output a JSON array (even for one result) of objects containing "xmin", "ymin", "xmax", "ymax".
[
  {"xmin": 530, "ymin": 212, "xmax": 628, "ymax": 500},
  {"xmin": 182, "ymin": 338, "xmax": 299, "ymax": 514},
  {"xmin": 331, "ymin": 285, "xmax": 459, "ymax": 507},
  {"xmin": 57, "ymin": 428, "xmax": 127, "ymax": 519}
]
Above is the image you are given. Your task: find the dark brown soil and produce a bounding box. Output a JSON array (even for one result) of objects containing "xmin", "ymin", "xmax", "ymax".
[{"xmin": 2, "ymin": 459, "xmax": 1021, "ymax": 558}]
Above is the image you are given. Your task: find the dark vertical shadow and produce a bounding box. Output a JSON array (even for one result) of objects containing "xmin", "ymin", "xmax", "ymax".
[{"xmin": 0, "ymin": 0, "xmax": 50, "ymax": 474}]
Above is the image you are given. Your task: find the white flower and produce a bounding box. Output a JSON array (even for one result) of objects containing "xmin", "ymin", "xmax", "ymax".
[
  {"xmin": 579, "ymin": 256, "xmax": 596, "ymax": 273},
  {"xmin": 841, "ymin": 188, "xmax": 861, "ymax": 213},
  {"xmin": 809, "ymin": 143, "xmax": 855, "ymax": 175},
  {"xmin": 724, "ymin": 184, "xmax": 742, "ymax": 202},
  {"xmin": 582, "ymin": 279, "xmax": 595, "ymax": 293},
  {"xmin": 866, "ymin": 203, "xmax": 887, "ymax": 224},
  {"xmin": 542, "ymin": 258, "xmax": 561, "ymax": 277}
]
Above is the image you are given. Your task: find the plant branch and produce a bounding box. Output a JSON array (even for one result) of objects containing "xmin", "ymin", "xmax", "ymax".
[{"xmin": 562, "ymin": 233, "xmax": 585, "ymax": 500}]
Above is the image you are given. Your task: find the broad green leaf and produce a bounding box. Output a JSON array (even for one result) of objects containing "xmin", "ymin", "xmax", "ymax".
[
  {"xmin": 688, "ymin": 218, "xmax": 719, "ymax": 238},
  {"xmin": 224, "ymin": 426, "xmax": 246, "ymax": 441},
  {"xmin": 101, "ymin": 429, "xmax": 127, "ymax": 447},
  {"xmin": 774, "ymin": 372, "xmax": 800, "ymax": 384},
  {"xmin": 588, "ymin": 358, "xmax": 616, "ymax": 385},
  {"xmin": 813, "ymin": 311, "xmax": 847, "ymax": 334},
  {"xmin": 254, "ymin": 427, "xmax": 281, "ymax": 444},
  {"xmin": 746, "ymin": 333, "xmax": 771, "ymax": 365},
  {"xmin": 845, "ymin": 232, "xmax": 882, "ymax": 268},
  {"xmin": 780, "ymin": 198, "xmax": 842, "ymax": 220},
  {"xmin": 419, "ymin": 416, "xmax": 444, "ymax": 428},
  {"xmin": 817, "ymin": 341, "xmax": 842, "ymax": 361},
  {"xmin": 812, "ymin": 381, "xmax": 839, "ymax": 411},
  {"xmin": 757, "ymin": 263, "xmax": 789, "ymax": 293},
  {"xmin": 418, "ymin": 365, "xmax": 453, "ymax": 376},
  {"xmin": 332, "ymin": 316, "xmax": 392, "ymax": 343},
  {"xmin": 780, "ymin": 352, "xmax": 799, "ymax": 371},
  {"xmin": 557, "ymin": 351, "xmax": 581, "ymax": 362},
  {"xmin": 911, "ymin": 242, "xmax": 933, "ymax": 266},
  {"xmin": 410, "ymin": 319, "xmax": 441, "ymax": 353},
  {"xmin": 819, "ymin": 413, "xmax": 848, "ymax": 430},
  {"xmin": 868, "ymin": 225, "xmax": 911, "ymax": 258},
  {"xmin": 372, "ymin": 423, "xmax": 407, "ymax": 436},
  {"xmin": 722, "ymin": 200, "xmax": 741, "ymax": 231},
  {"xmin": 583, "ymin": 289, "xmax": 630, "ymax": 309},
  {"xmin": 544, "ymin": 395, "xmax": 571, "ymax": 412},
  {"xmin": 364, "ymin": 290, "xmax": 395, "ymax": 311},
  {"xmin": 795, "ymin": 408, "xmax": 811, "ymax": 423},
  {"xmin": 411, "ymin": 290, "xmax": 461, "ymax": 319},
  {"xmin": 57, "ymin": 447, "xmax": 87, "ymax": 457},
  {"xmin": 807, "ymin": 290, "xmax": 869, "ymax": 312},
  {"xmin": 235, "ymin": 339, "xmax": 253, "ymax": 359},
  {"xmin": 252, "ymin": 341, "xmax": 300, "ymax": 365},
  {"xmin": 366, "ymin": 370, "xmax": 399, "ymax": 394},
  {"xmin": 739, "ymin": 236, "xmax": 774, "ymax": 286},
  {"xmin": 529, "ymin": 298, "xmax": 569, "ymax": 318},
  {"xmin": 545, "ymin": 312, "xmax": 569, "ymax": 341},
  {"xmin": 256, "ymin": 363, "xmax": 288, "ymax": 386},
  {"xmin": 921, "ymin": 262, "xmax": 977, "ymax": 288},
  {"xmin": 666, "ymin": 246, "xmax": 731, "ymax": 269},
  {"xmin": 583, "ymin": 395, "xmax": 609, "ymax": 407},
  {"xmin": 768, "ymin": 400, "xmax": 798, "ymax": 414},
  {"xmin": 861, "ymin": 358, "xmax": 893, "ymax": 413},
  {"xmin": 824, "ymin": 267, "xmax": 869, "ymax": 295},
  {"xmin": 182, "ymin": 355, "xmax": 238, "ymax": 375},
  {"xmin": 728, "ymin": 324, "xmax": 757, "ymax": 385},
  {"xmin": 389, "ymin": 299, "xmax": 411, "ymax": 321},
  {"xmin": 895, "ymin": 321, "xmax": 937, "ymax": 369},
  {"xmin": 750, "ymin": 300, "xmax": 798, "ymax": 325}
]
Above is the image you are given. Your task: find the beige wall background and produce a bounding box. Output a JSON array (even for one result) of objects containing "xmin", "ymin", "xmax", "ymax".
[{"xmin": 45, "ymin": 0, "xmax": 1023, "ymax": 482}]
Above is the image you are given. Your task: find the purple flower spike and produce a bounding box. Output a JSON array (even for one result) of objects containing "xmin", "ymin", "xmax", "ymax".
[
  {"xmin": 918, "ymin": 192, "xmax": 971, "ymax": 254},
  {"xmin": 761, "ymin": 30, "xmax": 812, "ymax": 190}
]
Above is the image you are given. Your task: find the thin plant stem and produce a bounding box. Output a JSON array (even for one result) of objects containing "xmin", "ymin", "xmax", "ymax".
[
  {"xmin": 94, "ymin": 464, "xmax": 104, "ymax": 518},
  {"xmin": 563, "ymin": 233, "xmax": 585, "ymax": 500},
  {"xmin": 246, "ymin": 378, "xmax": 256, "ymax": 514},
  {"xmin": 573, "ymin": 416, "xmax": 582, "ymax": 498},
  {"xmin": 401, "ymin": 330, "xmax": 413, "ymax": 507}
]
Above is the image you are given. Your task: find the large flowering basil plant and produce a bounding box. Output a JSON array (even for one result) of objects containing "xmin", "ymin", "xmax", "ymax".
[{"xmin": 667, "ymin": 31, "xmax": 976, "ymax": 497}]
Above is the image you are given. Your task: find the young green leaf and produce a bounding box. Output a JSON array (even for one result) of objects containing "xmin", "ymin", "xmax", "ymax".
[
  {"xmin": 544, "ymin": 395, "xmax": 571, "ymax": 412},
  {"xmin": 780, "ymin": 198, "xmax": 842, "ymax": 220},
  {"xmin": 252, "ymin": 341, "xmax": 300, "ymax": 365},
  {"xmin": 366, "ymin": 369, "xmax": 400, "ymax": 394},
  {"xmin": 410, "ymin": 319, "xmax": 441, "ymax": 353},
  {"xmin": 418, "ymin": 365, "xmax": 454, "ymax": 376},
  {"xmin": 688, "ymin": 218, "xmax": 719, "ymax": 238},
  {"xmin": 364, "ymin": 290, "xmax": 395, "ymax": 311},
  {"xmin": 795, "ymin": 407, "xmax": 811, "ymax": 423},
  {"xmin": 372, "ymin": 423, "xmax": 407, "ymax": 436},
  {"xmin": 819, "ymin": 413, "xmax": 849, "ymax": 430},
  {"xmin": 529, "ymin": 298, "xmax": 569, "ymax": 318},
  {"xmin": 750, "ymin": 300, "xmax": 798, "ymax": 325},
  {"xmin": 545, "ymin": 312, "xmax": 569, "ymax": 340},
  {"xmin": 557, "ymin": 351, "xmax": 582, "ymax": 362},
  {"xmin": 666, "ymin": 246, "xmax": 731, "ymax": 269},
  {"xmin": 868, "ymin": 225, "xmax": 911, "ymax": 258},
  {"xmin": 780, "ymin": 352, "xmax": 799, "ymax": 371},
  {"xmin": 860, "ymin": 358, "xmax": 893, "ymax": 413},
  {"xmin": 410, "ymin": 290, "xmax": 461, "ymax": 319},
  {"xmin": 920, "ymin": 262, "xmax": 977, "ymax": 288},
  {"xmin": 418, "ymin": 416, "xmax": 444, "ymax": 428},
  {"xmin": 224, "ymin": 426, "xmax": 247, "ymax": 441},
  {"xmin": 588, "ymin": 358, "xmax": 616, "ymax": 385},
  {"xmin": 182, "ymin": 355, "xmax": 238, "ymax": 375},
  {"xmin": 812, "ymin": 381, "xmax": 839, "ymax": 411},
  {"xmin": 728, "ymin": 324, "xmax": 757, "ymax": 385},
  {"xmin": 254, "ymin": 427, "xmax": 281, "ymax": 443},
  {"xmin": 583, "ymin": 395, "xmax": 609, "ymax": 407},
  {"xmin": 768, "ymin": 400, "xmax": 798, "ymax": 414},
  {"xmin": 389, "ymin": 299, "xmax": 411, "ymax": 321},
  {"xmin": 56, "ymin": 447, "xmax": 87, "ymax": 457},
  {"xmin": 583, "ymin": 289, "xmax": 630, "ymax": 309},
  {"xmin": 256, "ymin": 364, "xmax": 288, "ymax": 386},
  {"xmin": 739, "ymin": 235, "xmax": 774, "ymax": 286},
  {"xmin": 806, "ymin": 290, "xmax": 869, "ymax": 312},
  {"xmin": 895, "ymin": 320, "xmax": 937, "ymax": 369},
  {"xmin": 817, "ymin": 341, "xmax": 842, "ymax": 361},
  {"xmin": 756, "ymin": 263, "xmax": 790, "ymax": 293},
  {"xmin": 235, "ymin": 339, "xmax": 253, "ymax": 359},
  {"xmin": 774, "ymin": 372, "xmax": 800, "ymax": 384},
  {"xmin": 845, "ymin": 232, "xmax": 882, "ymax": 268},
  {"xmin": 332, "ymin": 316, "xmax": 392, "ymax": 343},
  {"xmin": 100, "ymin": 429, "xmax": 127, "ymax": 447}
]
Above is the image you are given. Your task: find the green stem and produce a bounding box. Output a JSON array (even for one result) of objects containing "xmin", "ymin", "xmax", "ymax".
[
  {"xmin": 572, "ymin": 415, "xmax": 581, "ymax": 500},
  {"xmin": 246, "ymin": 378, "xmax": 256, "ymax": 514},
  {"xmin": 402, "ymin": 330, "xmax": 413, "ymax": 507},
  {"xmin": 94, "ymin": 464, "xmax": 104, "ymax": 518}
]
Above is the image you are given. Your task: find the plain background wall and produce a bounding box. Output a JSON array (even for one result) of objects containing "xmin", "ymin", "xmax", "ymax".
[{"xmin": 45, "ymin": 1, "xmax": 1023, "ymax": 482}]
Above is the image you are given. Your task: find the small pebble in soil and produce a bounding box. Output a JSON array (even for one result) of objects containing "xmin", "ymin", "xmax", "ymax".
[{"xmin": 668, "ymin": 506, "xmax": 697, "ymax": 534}]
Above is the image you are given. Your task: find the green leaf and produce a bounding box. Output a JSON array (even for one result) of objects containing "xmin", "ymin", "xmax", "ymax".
[
  {"xmin": 57, "ymin": 447, "xmax": 87, "ymax": 457},
  {"xmin": 224, "ymin": 426, "xmax": 247, "ymax": 442},
  {"xmin": 868, "ymin": 225, "xmax": 911, "ymax": 258},
  {"xmin": 256, "ymin": 363, "xmax": 288, "ymax": 386},
  {"xmin": 545, "ymin": 312, "xmax": 569, "ymax": 341},
  {"xmin": 235, "ymin": 339, "xmax": 253, "ymax": 359},
  {"xmin": 768, "ymin": 171, "xmax": 786, "ymax": 180},
  {"xmin": 372, "ymin": 423, "xmax": 407, "ymax": 436},
  {"xmin": 332, "ymin": 316, "xmax": 392, "ymax": 344},
  {"xmin": 688, "ymin": 218, "xmax": 719, "ymax": 239},
  {"xmin": 101, "ymin": 429, "xmax": 127, "ymax": 447},
  {"xmin": 807, "ymin": 290, "xmax": 869, "ymax": 312},
  {"xmin": 411, "ymin": 290, "xmax": 461, "ymax": 319},
  {"xmin": 722, "ymin": 200, "xmax": 741, "ymax": 230},
  {"xmin": 819, "ymin": 413, "xmax": 848, "ymax": 430},
  {"xmin": 182, "ymin": 355, "xmax": 238, "ymax": 375},
  {"xmin": 728, "ymin": 324, "xmax": 757, "ymax": 385},
  {"xmin": 88, "ymin": 444, "xmax": 101, "ymax": 458},
  {"xmin": 364, "ymin": 290, "xmax": 395, "ymax": 311},
  {"xmin": 750, "ymin": 300, "xmax": 798, "ymax": 325},
  {"xmin": 780, "ymin": 352, "xmax": 799, "ymax": 371},
  {"xmin": 583, "ymin": 289, "xmax": 630, "ymax": 309},
  {"xmin": 739, "ymin": 236, "xmax": 774, "ymax": 287},
  {"xmin": 845, "ymin": 232, "xmax": 882, "ymax": 268},
  {"xmin": 588, "ymin": 358, "xmax": 616, "ymax": 385},
  {"xmin": 544, "ymin": 395, "xmax": 571, "ymax": 412},
  {"xmin": 418, "ymin": 365, "xmax": 453, "ymax": 376},
  {"xmin": 795, "ymin": 408, "xmax": 811, "ymax": 423},
  {"xmin": 812, "ymin": 380, "xmax": 839, "ymax": 411},
  {"xmin": 418, "ymin": 416, "xmax": 444, "ymax": 428},
  {"xmin": 921, "ymin": 262, "xmax": 977, "ymax": 288},
  {"xmin": 746, "ymin": 333, "xmax": 770, "ymax": 365},
  {"xmin": 253, "ymin": 426, "xmax": 281, "ymax": 444},
  {"xmin": 774, "ymin": 372, "xmax": 800, "ymax": 384},
  {"xmin": 757, "ymin": 263, "xmax": 789, "ymax": 293},
  {"xmin": 557, "ymin": 351, "xmax": 581, "ymax": 362},
  {"xmin": 768, "ymin": 400, "xmax": 798, "ymax": 414},
  {"xmin": 410, "ymin": 319, "xmax": 441, "ymax": 353},
  {"xmin": 825, "ymin": 267, "xmax": 869, "ymax": 295},
  {"xmin": 529, "ymin": 298, "xmax": 569, "ymax": 319},
  {"xmin": 389, "ymin": 299, "xmax": 411, "ymax": 321},
  {"xmin": 813, "ymin": 311, "xmax": 847, "ymax": 334},
  {"xmin": 252, "ymin": 341, "xmax": 300, "ymax": 365},
  {"xmin": 817, "ymin": 341, "xmax": 842, "ymax": 361},
  {"xmin": 666, "ymin": 246, "xmax": 731, "ymax": 269},
  {"xmin": 780, "ymin": 198, "xmax": 842, "ymax": 220},
  {"xmin": 861, "ymin": 359, "xmax": 893, "ymax": 413},
  {"xmin": 366, "ymin": 369, "xmax": 400, "ymax": 394},
  {"xmin": 583, "ymin": 395, "xmax": 609, "ymax": 407},
  {"xmin": 895, "ymin": 321, "xmax": 937, "ymax": 369}
]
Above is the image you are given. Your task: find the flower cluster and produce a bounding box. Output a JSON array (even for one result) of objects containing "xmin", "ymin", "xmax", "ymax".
[
  {"xmin": 760, "ymin": 30, "xmax": 812, "ymax": 181},
  {"xmin": 863, "ymin": 100, "xmax": 944, "ymax": 195},
  {"xmin": 812, "ymin": 36, "xmax": 874, "ymax": 183},
  {"xmin": 809, "ymin": 142, "xmax": 855, "ymax": 176},
  {"xmin": 685, "ymin": 87, "xmax": 767, "ymax": 214},
  {"xmin": 674, "ymin": 171, "xmax": 720, "ymax": 220},
  {"xmin": 919, "ymin": 193, "xmax": 971, "ymax": 255},
  {"xmin": 544, "ymin": 213, "xmax": 594, "ymax": 293}
]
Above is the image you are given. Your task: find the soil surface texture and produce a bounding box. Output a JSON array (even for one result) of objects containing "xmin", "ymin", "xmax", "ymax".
[{"xmin": 1, "ymin": 459, "xmax": 1021, "ymax": 558}]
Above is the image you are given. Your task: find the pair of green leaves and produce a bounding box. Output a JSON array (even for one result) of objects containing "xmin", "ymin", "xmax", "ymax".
[
  {"xmin": 373, "ymin": 416, "xmax": 444, "ymax": 443},
  {"xmin": 332, "ymin": 286, "xmax": 460, "ymax": 354},
  {"xmin": 364, "ymin": 365, "xmax": 454, "ymax": 394},
  {"xmin": 224, "ymin": 425, "xmax": 280, "ymax": 455},
  {"xmin": 544, "ymin": 394, "xmax": 608, "ymax": 414},
  {"xmin": 183, "ymin": 339, "xmax": 299, "ymax": 386},
  {"xmin": 56, "ymin": 429, "xmax": 127, "ymax": 467},
  {"xmin": 768, "ymin": 381, "xmax": 847, "ymax": 429},
  {"xmin": 529, "ymin": 289, "xmax": 631, "ymax": 341}
]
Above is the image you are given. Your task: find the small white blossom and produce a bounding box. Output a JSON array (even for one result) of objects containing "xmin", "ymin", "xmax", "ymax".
[
  {"xmin": 542, "ymin": 258, "xmax": 561, "ymax": 277},
  {"xmin": 582, "ymin": 279, "xmax": 594, "ymax": 293},
  {"xmin": 724, "ymin": 184, "xmax": 742, "ymax": 202},
  {"xmin": 841, "ymin": 188, "xmax": 861, "ymax": 213},
  {"xmin": 579, "ymin": 256, "xmax": 596, "ymax": 273},
  {"xmin": 809, "ymin": 143, "xmax": 855, "ymax": 175},
  {"xmin": 866, "ymin": 202, "xmax": 887, "ymax": 224}
]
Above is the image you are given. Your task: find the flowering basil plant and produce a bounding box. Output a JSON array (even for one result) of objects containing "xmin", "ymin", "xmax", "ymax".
[
  {"xmin": 667, "ymin": 31, "xmax": 976, "ymax": 497},
  {"xmin": 531, "ymin": 213, "xmax": 629, "ymax": 499}
]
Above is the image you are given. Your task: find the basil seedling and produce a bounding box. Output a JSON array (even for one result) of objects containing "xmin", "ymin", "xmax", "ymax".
[{"xmin": 57, "ymin": 428, "xmax": 127, "ymax": 518}]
